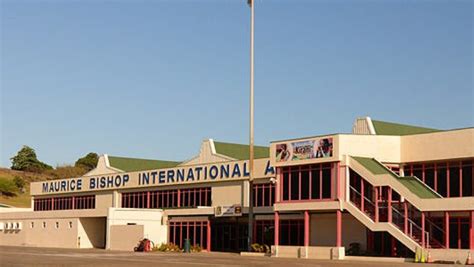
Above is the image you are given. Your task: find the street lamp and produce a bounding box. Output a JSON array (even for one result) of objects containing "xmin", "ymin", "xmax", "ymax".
[{"xmin": 247, "ymin": 0, "xmax": 255, "ymax": 252}]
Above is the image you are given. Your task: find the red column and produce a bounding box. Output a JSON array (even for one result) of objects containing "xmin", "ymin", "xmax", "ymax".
[
  {"xmin": 470, "ymin": 211, "xmax": 474, "ymax": 250},
  {"xmin": 336, "ymin": 162, "xmax": 341, "ymax": 200},
  {"xmin": 51, "ymin": 198, "xmax": 55, "ymax": 210},
  {"xmin": 177, "ymin": 189, "xmax": 181, "ymax": 207},
  {"xmin": 304, "ymin": 211, "xmax": 310, "ymax": 246},
  {"xmin": 388, "ymin": 188, "xmax": 392, "ymax": 223},
  {"xmin": 146, "ymin": 192, "xmax": 150, "ymax": 208},
  {"xmin": 445, "ymin": 211, "xmax": 450, "ymax": 249},
  {"xmin": 421, "ymin": 212, "xmax": 426, "ymax": 248},
  {"xmin": 374, "ymin": 187, "xmax": 379, "ymax": 222},
  {"xmin": 207, "ymin": 220, "xmax": 211, "ymax": 252},
  {"xmin": 336, "ymin": 210, "xmax": 342, "ymax": 247},
  {"xmin": 275, "ymin": 211, "xmax": 280, "ymax": 246}
]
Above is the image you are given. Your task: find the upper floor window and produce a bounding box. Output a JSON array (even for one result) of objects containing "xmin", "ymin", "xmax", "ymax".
[
  {"xmin": 281, "ymin": 163, "xmax": 334, "ymax": 202},
  {"xmin": 404, "ymin": 159, "xmax": 473, "ymax": 198},
  {"xmin": 122, "ymin": 187, "xmax": 212, "ymax": 209},
  {"xmin": 33, "ymin": 195, "xmax": 95, "ymax": 211},
  {"xmin": 253, "ymin": 183, "xmax": 275, "ymax": 207}
]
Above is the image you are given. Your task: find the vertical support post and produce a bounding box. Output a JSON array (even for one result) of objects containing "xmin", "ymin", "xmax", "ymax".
[
  {"xmin": 336, "ymin": 210, "xmax": 342, "ymax": 247},
  {"xmin": 72, "ymin": 196, "xmax": 75, "ymax": 210},
  {"xmin": 276, "ymin": 168, "xmax": 280, "ymax": 202},
  {"xmin": 388, "ymin": 188, "xmax": 392, "ymax": 223},
  {"xmin": 336, "ymin": 162, "xmax": 341, "ymax": 200},
  {"xmin": 421, "ymin": 212, "xmax": 426, "ymax": 248},
  {"xmin": 374, "ymin": 187, "xmax": 379, "ymax": 222},
  {"xmin": 274, "ymin": 211, "xmax": 280, "ymax": 246},
  {"xmin": 360, "ymin": 179, "xmax": 365, "ymax": 212},
  {"xmin": 404, "ymin": 201, "xmax": 408, "ymax": 234},
  {"xmin": 207, "ymin": 220, "xmax": 211, "ymax": 252},
  {"xmin": 470, "ymin": 210, "xmax": 474, "ymax": 250},
  {"xmin": 146, "ymin": 191, "xmax": 150, "ymax": 208},
  {"xmin": 304, "ymin": 210, "xmax": 310, "ymax": 247},
  {"xmin": 247, "ymin": 0, "xmax": 255, "ymax": 252},
  {"xmin": 447, "ymin": 162, "xmax": 450, "ymax": 198},
  {"xmin": 51, "ymin": 198, "xmax": 55, "ymax": 210},
  {"xmin": 459, "ymin": 162, "xmax": 463, "ymax": 197},
  {"xmin": 445, "ymin": 211, "xmax": 450, "ymax": 249},
  {"xmin": 177, "ymin": 189, "xmax": 181, "ymax": 208}
]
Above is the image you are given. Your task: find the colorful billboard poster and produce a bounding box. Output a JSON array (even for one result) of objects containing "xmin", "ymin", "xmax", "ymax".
[{"xmin": 275, "ymin": 137, "xmax": 333, "ymax": 162}]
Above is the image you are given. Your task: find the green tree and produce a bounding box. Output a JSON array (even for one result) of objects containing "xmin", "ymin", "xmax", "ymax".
[
  {"xmin": 10, "ymin": 145, "xmax": 53, "ymax": 173},
  {"xmin": 75, "ymin": 152, "xmax": 99, "ymax": 171}
]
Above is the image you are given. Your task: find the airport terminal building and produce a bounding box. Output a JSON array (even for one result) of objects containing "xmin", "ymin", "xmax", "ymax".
[{"xmin": 1, "ymin": 117, "xmax": 473, "ymax": 262}]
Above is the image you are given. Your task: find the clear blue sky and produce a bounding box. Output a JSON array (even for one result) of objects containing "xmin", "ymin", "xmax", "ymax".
[{"xmin": 1, "ymin": 0, "xmax": 472, "ymax": 168}]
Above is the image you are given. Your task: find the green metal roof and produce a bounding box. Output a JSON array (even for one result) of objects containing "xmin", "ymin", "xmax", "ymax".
[
  {"xmin": 372, "ymin": 120, "xmax": 440, "ymax": 136},
  {"xmin": 108, "ymin": 156, "xmax": 181, "ymax": 172},
  {"xmin": 213, "ymin": 141, "xmax": 269, "ymax": 160},
  {"xmin": 352, "ymin": 156, "xmax": 440, "ymax": 199}
]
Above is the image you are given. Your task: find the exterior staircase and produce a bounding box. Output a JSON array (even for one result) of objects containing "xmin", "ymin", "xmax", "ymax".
[{"xmin": 343, "ymin": 156, "xmax": 454, "ymax": 253}]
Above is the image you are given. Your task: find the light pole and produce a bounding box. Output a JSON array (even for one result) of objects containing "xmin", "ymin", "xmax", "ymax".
[{"xmin": 247, "ymin": 0, "xmax": 255, "ymax": 252}]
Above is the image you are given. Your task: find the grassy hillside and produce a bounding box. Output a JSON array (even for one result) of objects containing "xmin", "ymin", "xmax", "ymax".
[{"xmin": 0, "ymin": 168, "xmax": 51, "ymax": 208}]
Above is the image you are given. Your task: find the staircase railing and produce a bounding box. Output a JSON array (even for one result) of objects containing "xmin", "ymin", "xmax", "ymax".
[{"xmin": 349, "ymin": 185, "xmax": 376, "ymax": 221}]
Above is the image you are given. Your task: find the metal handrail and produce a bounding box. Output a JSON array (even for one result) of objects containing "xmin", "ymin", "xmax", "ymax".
[{"xmin": 349, "ymin": 185, "xmax": 375, "ymax": 206}]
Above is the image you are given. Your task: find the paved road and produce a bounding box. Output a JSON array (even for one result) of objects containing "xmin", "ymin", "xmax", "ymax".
[{"xmin": 0, "ymin": 246, "xmax": 451, "ymax": 267}]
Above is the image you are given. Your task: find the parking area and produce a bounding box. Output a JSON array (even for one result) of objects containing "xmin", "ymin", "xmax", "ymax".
[{"xmin": 0, "ymin": 246, "xmax": 445, "ymax": 267}]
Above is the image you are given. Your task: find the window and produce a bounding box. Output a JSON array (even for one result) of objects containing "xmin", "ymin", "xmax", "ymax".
[
  {"xmin": 55, "ymin": 222, "xmax": 59, "ymax": 229},
  {"xmin": 42, "ymin": 222, "xmax": 46, "ymax": 228},
  {"xmin": 122, "ymin": 188, "xmax": 211, "ymax": 209},
  {"xmin": 404, "ymin": 160, "xmax": 473, "ymax": 198},
  {"xmin": 34, "ymin": 195, "xmax": 95, "ymax": 211},
  {"xmin": 30, "ymin": 222, "xmax": 34, "ymax": 228},
  {"xmin": 180, "ymin": 188, "xmax": 211, "ymax": 208},
  {"xmin": 279, "ymin": 219, "xmax": 304, "ymax": 246},
  {"xmin": 169, "ymin": 221, "xmax": 209, "ymax": 250},
  {"xmin": 281, "ymin": 163, "xmax": 334, "ymax": 201},
  {"xmin": 253, "ymin": 183, "xmax": 276, "ymax": 207},
  {"xmin": 69, "ymin": 221, "xmax": 73, "ymax": 228}
]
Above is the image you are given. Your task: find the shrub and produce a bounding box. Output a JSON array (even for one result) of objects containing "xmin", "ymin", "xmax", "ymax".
[
  {"xmin": 190, "ymin": 245, "xmax": 202, "ymax": 252},
  {"xmin": 153, "ymin": 243, "xmax": 182, "ymax": 252},
  {"xmin": 46, "ymin": 165, "xmax": 88, "ymax": 180},
  {"xmin": 251, "ymin": 243, "xmax": 270, "ymax": 253},
  {"xmin": 13, "ymin": 176, "xmax": 25, "ymax": 190},
  {"xmin": 0, "ymin": 177, "xmax": 17, "ymax": 197}
]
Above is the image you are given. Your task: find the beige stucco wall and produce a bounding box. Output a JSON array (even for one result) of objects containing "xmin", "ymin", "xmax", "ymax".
[
  {"xmin": 401, "ymin": 128, "xmax": 474, "ymax": 163},
  {"xmin": 0, "ymin": 218, "xmax": 79, "ymax": 248},
  {"xmin": 337, "ymin": 134, "xmax": 401, "ymax": 163},
  {"xmin": 78, "ymin": 217, "xmax": 106, "ymax": 248},
  {"xmin": 310, "ymin": 213, "xmax": 366, "ymax": 248},
  {"xmin": 106, "ymin": 208, "xmax": 167, "ymax": 249},
  {"xmin": 212, "ymin": 181, "xmax": 243, "ymax": 207},
  {"xmin": 109, "ymin": 225, "xmax": 144, "ymax": 251}
]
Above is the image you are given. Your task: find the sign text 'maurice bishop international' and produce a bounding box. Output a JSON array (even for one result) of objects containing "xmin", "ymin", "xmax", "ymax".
[{"xmin": 42, "ymin": 160, "xmax": 275, "ymax": 193}]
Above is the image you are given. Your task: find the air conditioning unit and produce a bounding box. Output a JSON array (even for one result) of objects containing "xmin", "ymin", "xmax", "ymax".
[
  {"xmin": 14, "ymin": 222, "xmax": 22, "ymax": 230},
  {"xmin": 0, "ymin": 222, "xmax": 4, "ymax": 230}
]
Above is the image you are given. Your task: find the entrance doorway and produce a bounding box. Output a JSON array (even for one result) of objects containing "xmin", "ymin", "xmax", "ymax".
[{"xmin": 211, "ymin": 217, "xmax": 248, "ymax": 252}]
